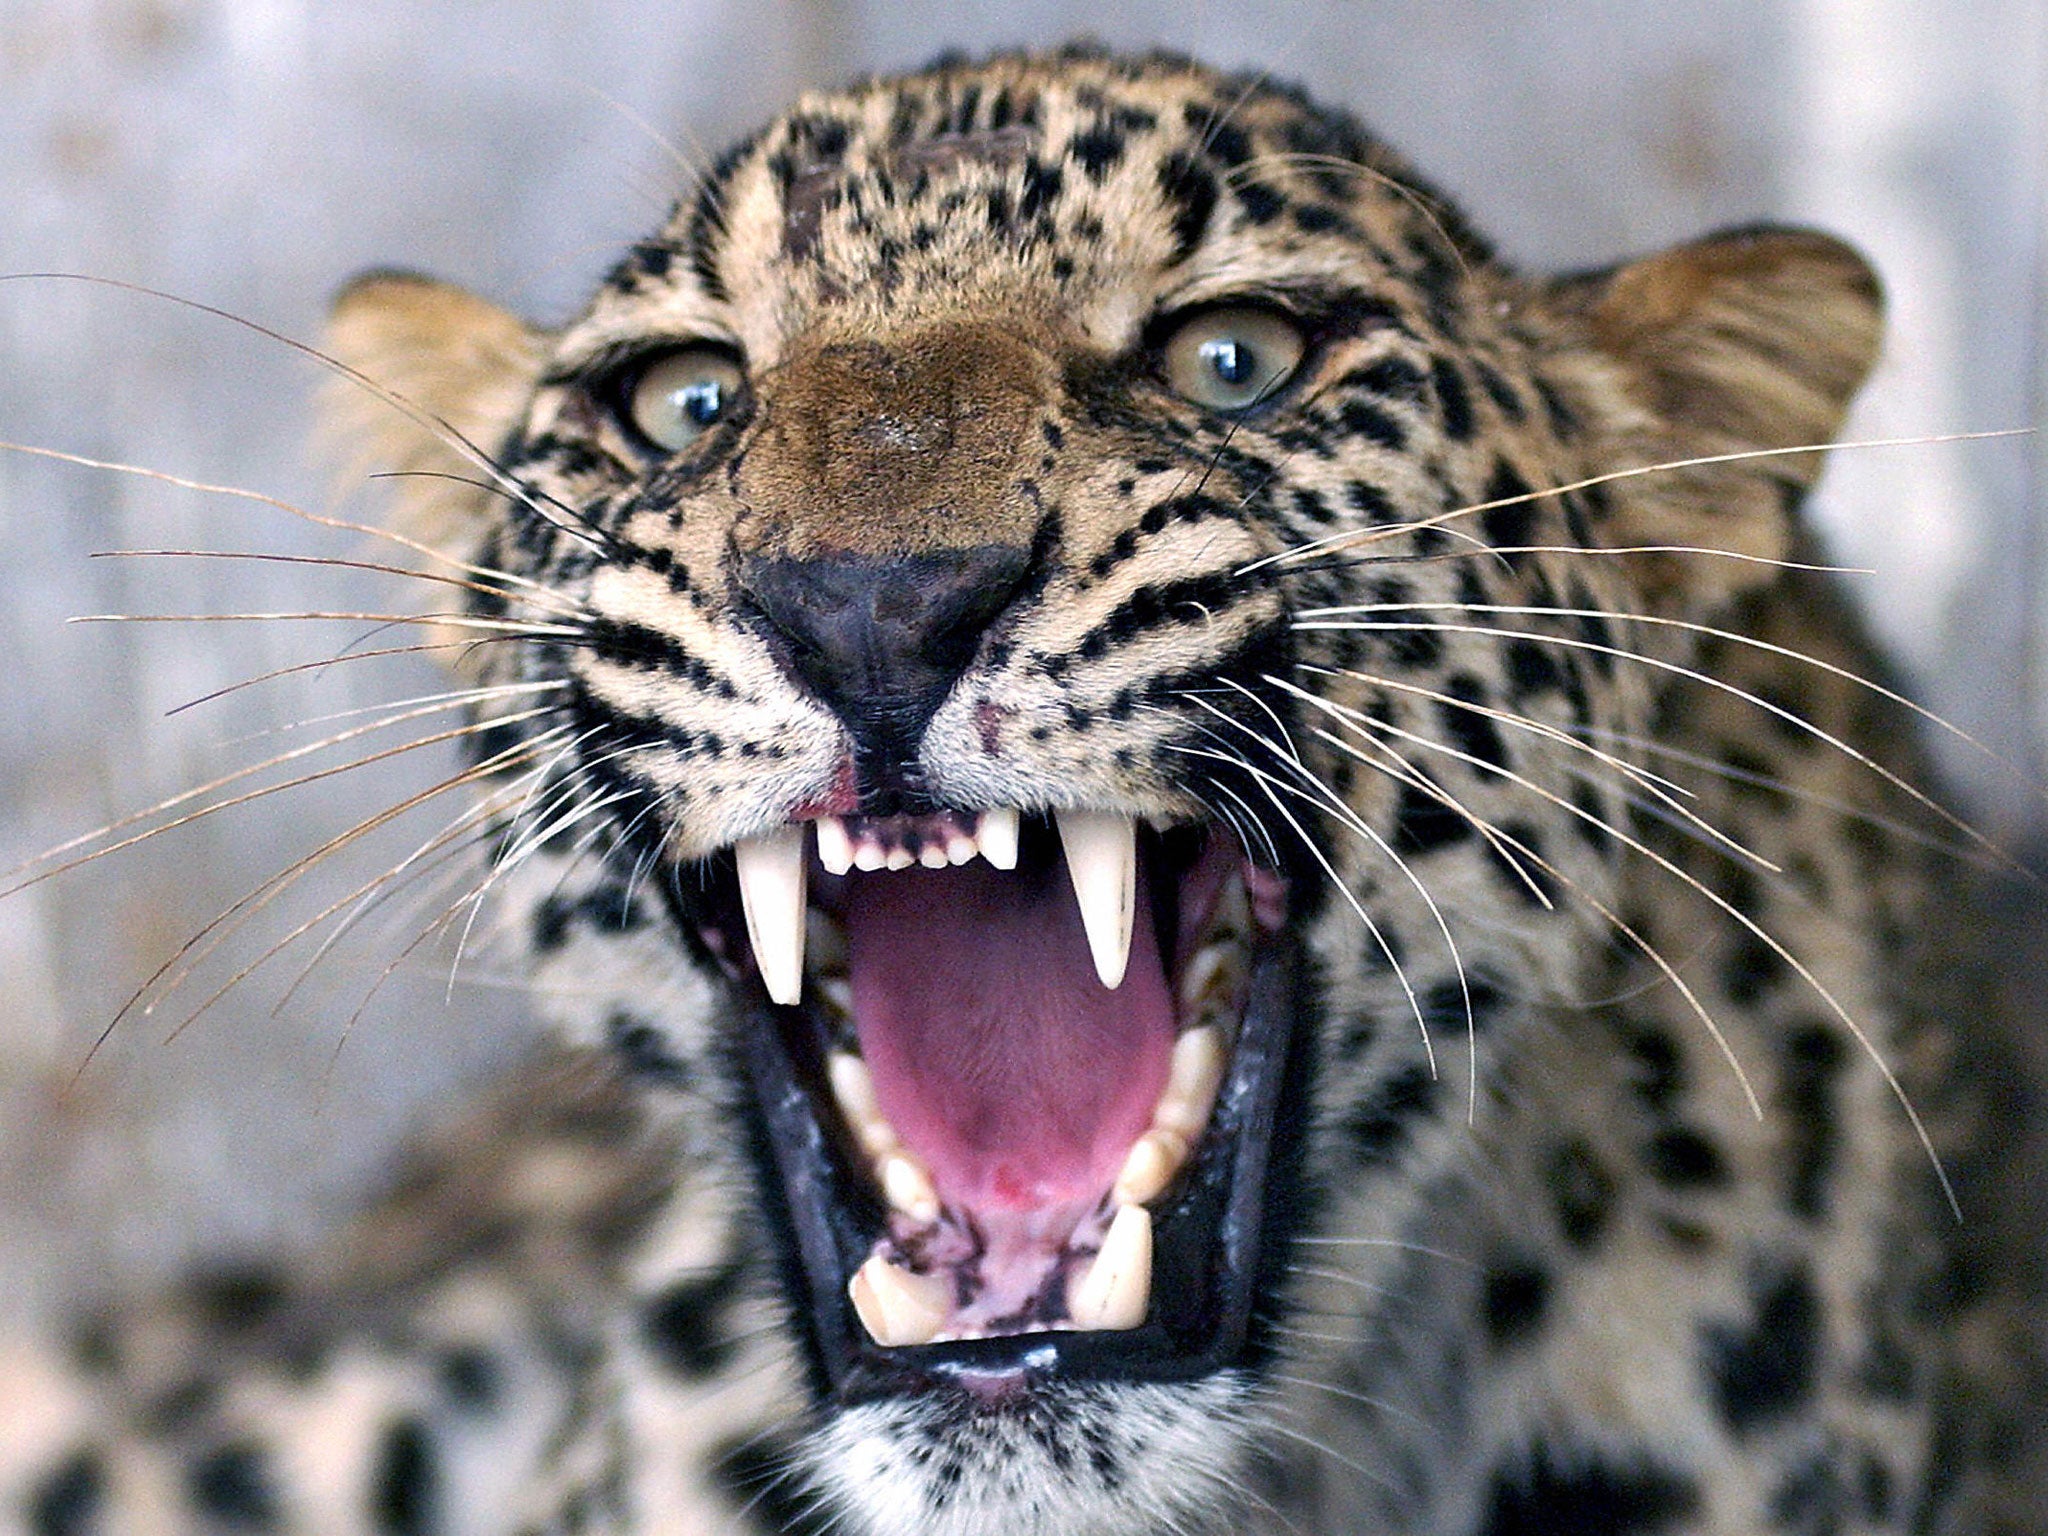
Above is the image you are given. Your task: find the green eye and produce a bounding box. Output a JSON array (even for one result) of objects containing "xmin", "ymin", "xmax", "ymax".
[
  {"xmin": 626, "ymin": 348, "xmax": 747, "ymax": 451},
  {"xmin": 1160, "ymin": 307, "xmax": 1306, "ymax": 411}
]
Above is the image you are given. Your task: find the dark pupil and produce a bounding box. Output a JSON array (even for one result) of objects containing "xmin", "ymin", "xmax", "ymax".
[
  {"xmin": 1199, "ymin": 336, "xmax": 1256, "ymax": 388},
  {"xmin": 678, "ymin": 379, "xmax": 724, "ymax": 426}
]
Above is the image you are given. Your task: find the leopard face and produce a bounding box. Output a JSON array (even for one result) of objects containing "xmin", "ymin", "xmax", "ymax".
[{"xmin": 314, "ymin": 46, "xmax": 1965, "ymax": 1536}]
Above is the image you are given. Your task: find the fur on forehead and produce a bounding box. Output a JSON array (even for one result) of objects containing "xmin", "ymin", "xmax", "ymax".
[{"xmin": 572, "ymin": 49, "xmax": 1477, "ymax": 358}]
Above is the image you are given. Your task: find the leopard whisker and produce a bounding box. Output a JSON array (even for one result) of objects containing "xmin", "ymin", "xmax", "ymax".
[
  {"xmin": 91, "ymin": 545, "xmax": 594, "ymax": 621},
  {"xmin": 141, "ymin": 724, "xmax": 568, "ymax": 1044},
  {"xmin": 1166, "ymin": 726, "xmax": 1441, "ymax": 1082},
  {"xmin": 1289, "ymin": 613, "xmax": 2012, "ymax": 875},
  {"xmin": 1240, "ymin": 428, "xmax": 2030, "ymax": 576},
  {"xmin": 0, "ymin": 274, "xmax": 618, "ymax": 555},
  {"xmin": 1279, "ymin": 667, "xmax": 1774, "ymax": 874},
  {"xmin": 1308, "ymin": 679, "xmax": 1958, "ymax": 1211},
  {"xmin": 5, "ymin": 685, "xmax": 564, "ymax": 896}
]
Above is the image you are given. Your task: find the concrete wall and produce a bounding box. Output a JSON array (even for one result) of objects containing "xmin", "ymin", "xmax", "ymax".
[{"xmin": 1, "ymin": 0, "xmax": 2042, "ymax": 1315}]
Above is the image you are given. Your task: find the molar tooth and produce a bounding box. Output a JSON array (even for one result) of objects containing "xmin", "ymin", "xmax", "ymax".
[
  {"xmin": 1067, "ymin": 1204, "xmax": 1152, "ymax": 1331},
  {"xmin": 827, "ymin": 1051, "xmax": 899, "ymax": 1159},
  {"xmin": 878, "ymin": 1152, "xmax": 941, "ymax": 1223},
  {"xmin": 849, "ymin": 1256, "xmax": 951, "ymax": 1348},
  {"xmin": 735, "ymin": 827, "xmax": 807, "ymax": 1007},
  {"xmin": 1056, "ymin": 810, "xmax": 1136, "ymax": 989},
  {"xmin": 978, "ymin": 808, "xmax": 1020, "ymax": 871},
  {"xmin": 815, "ymin": 816, "xmax": 855, "ymax": 877},
  {"xmin": 1153, "ymin": 1024, "xmax": 1229, "ymax": 1139},
  {"xmin": 1112, "ymin": 1128, "xmax": 1191, "ymax": 1206}
]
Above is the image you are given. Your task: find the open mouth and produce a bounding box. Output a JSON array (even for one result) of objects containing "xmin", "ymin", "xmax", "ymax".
[{"xmin": 701, "ymin": 808, "xmax": 1301, "ymax": 1397}]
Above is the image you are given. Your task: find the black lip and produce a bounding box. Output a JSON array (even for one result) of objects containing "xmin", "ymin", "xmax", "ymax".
[{"xmin": 735, "ymin": 922, "xmax": 1305, "ymax": 1401}]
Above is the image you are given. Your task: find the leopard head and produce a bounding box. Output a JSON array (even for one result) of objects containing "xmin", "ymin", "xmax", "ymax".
[{"xmin": 325, "ymin": 49, "xmax": 1881, "ymax": 1534}]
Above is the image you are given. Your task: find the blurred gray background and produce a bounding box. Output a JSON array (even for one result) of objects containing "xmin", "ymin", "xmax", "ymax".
[{"xmin": 1, "ymin": 0, "xmax": 2043, "ymax": 1325}]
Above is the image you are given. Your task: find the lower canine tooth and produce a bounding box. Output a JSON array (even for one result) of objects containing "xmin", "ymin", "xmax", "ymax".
[
  {"xmin": 878, "ymin": 1152, "xmax": 941, "ymax": 1222},
  {"xmin": 1112, "ymin": 1129, "xmax": 1191, "ymax": 1206},
  {"xmin": 1057, "ymin": 809, "xmax": 1136, "ymax": 990},
  {"xmin": 978, "ymin": 808, "xmax": 1020, "ymax": 870},
  {"xmin": 849, "ymin": 1256, "xmax": 951, "ymax": 1347},
  {"xmin": 735, "ymin": 827, "xmax": 807, "ymax": 1007},
  {"xmin": 1068, "ymin": 1204, "xmax": 1152, "ymax": 1331},
  {"xmin": 815, "ymin": 816, "xmax": 855, "ymax": 876}
]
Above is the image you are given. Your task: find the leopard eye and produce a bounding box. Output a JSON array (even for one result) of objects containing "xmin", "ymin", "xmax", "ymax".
[
  {"xmin": 624, "ymin": 347, "xmax": 746, "ymax": 451},
  {"xmin": 1160, "ymin": 306, "xmax": 1307, "ymax": 412}
]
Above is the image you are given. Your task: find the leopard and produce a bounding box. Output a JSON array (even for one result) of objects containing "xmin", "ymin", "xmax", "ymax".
[{"xmin": 2, "ymin": 44, "xmax": 2038, "ymax": 1536}]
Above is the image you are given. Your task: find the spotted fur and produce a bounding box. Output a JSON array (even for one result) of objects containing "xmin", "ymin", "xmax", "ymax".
[{"xmin": 5, "ymin": 47, "xmax": 2035, "ymax": 1536}]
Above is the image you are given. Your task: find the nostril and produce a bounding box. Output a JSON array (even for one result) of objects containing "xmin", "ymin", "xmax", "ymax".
[{"xmin": 741, "ymin": 545, "xmax": 1032, "ymax": 756}]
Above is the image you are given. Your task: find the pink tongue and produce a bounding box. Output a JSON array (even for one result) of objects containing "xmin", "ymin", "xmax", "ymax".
[{"xmin": 844, "ymin": 856, "xmax": 1174, "ymax": 1213}]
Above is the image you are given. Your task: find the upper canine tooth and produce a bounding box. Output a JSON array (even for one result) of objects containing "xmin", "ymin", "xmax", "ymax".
[
  {"xmin": 849, "ymin": 1256, "xmax": 952, "ymax": 1348},
  {"xmin": 816, "ymin": 816, "xmax": 855, "ymax": 877},
  {"xmin": 735, "ymin": 827, "xmax": 807, "ymax": 1007},
  {"xmin": 1057, "ymin": 810, "xmax": 1136, "ymax": 990},
  {"xmin": 1067, "ymin": 1204, "xmax": 1152, "ymax": 1331},
  {"xmin": 978, "ymin": 808, "xmax": 1020, "ymax": 871}
]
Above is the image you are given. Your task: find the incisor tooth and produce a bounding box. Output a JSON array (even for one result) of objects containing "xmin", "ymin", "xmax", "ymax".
[
  {"xmin": 1153, "ymin": 1024, "xmax": 1229, "ymax": 1139},
  {"xmin": 735, "ymin": 827, "xmax": 807, "ymax": 1006},
  {"xmin": 849, "ymin": 1256, "xmax": 951, "ymax": 1347},
  {"xmin": 978, "ymin": 808, "xmax": 1020, "ymax": 870},
  {"xmin": 1057, "ymin": 810, "xmax": 1136, "ymax": 989},
  {"xmin": 918, "ymin": 842, "xmax": 950, "ymax": 869},
  {"xmin": 885, "ymin": 846, "xmax": 916, "ymax": 871},
  {"xmin": 815, "ymin": 816, "xmax": 855, "ymax": 876},
  {"xmin": 1068, "ymin": 1204, "xmax": 1152, "ymax": 1330},
  {"xmin": 1112, "ymin": 1128, "xmax": 1191, "ymax": 1206},
  {"xmin": 878, "ymin": 1152, "xmax": 941, "ymax": 1222},
  {"xmin": 853, "ymin": 842, "xmax": 887, "ymax": 872}
]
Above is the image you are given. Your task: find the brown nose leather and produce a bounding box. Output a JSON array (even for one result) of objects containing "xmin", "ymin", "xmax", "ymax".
[{"xmin": 730, "ymin": 322, "xmax": 1049, "ymax": 561}]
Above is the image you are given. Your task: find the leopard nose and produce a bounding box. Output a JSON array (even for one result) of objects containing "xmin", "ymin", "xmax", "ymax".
[{"xmin": 741, "ymin": 545, "xmax": 1031, "ymax": 768}]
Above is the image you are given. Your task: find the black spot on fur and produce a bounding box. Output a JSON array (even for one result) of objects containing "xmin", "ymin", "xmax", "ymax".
[
  {"xmin": 189, "ymin": 1444, "xmax": 279, "ymax": 1530},
  {"xmin": 1781, "ymin": 1022, "xmax": 1847, "ymax": 1220},
  {"xmin": 370, "ymin": 1418, "xmax": 437, "ymax": 1536},
  {"xmin": 711, "ymin": 1434, "xmax": 828, "ymax": 1535},
  {"xmin": 1549, "ymin": 1140, "xmax": 1616, "ymax": 1251},
  {"xmin": 1430, "ymin": 355, "xmax": 1476, "ymax": 440},
  {"xmin": 1390, "ymin": 781, "xmax": 1470, "ymax": 855},
  {"xmin": 1621, "ymin": 1024, "xmax": 1685, "ymax": 1111},
  {"xmin": 606, "ymin": 1010, "xmax": 692, "ymax": 1088},
  {"xmin": 1480, "ymin": 1443, "xmax": 1700, "ymax": 1534},
  {"xmin": 1479, "ymin": 461, "xmax": 1537, "ymax": 551},
  {"xmin": 1343, "ymin": 1063, "xmax": 1439, "ymax": 1167},
  {"xmin": 640, "ymin": 1259, "xmax": 749, "ymax": 1378},
  {"xmin": 30, "ymin": 1450, "xmax": 103, "ymax": 1536},
  {"xmin": 437, "ymin": 1347, "xmax": 502, "ymax": 1414},
  {"xmin": 1438, "ymin": 674, "xmax": 1508, "ymax": 769},
  {"xmin": 1771, "ymin": 1454, "xmax": 1847, "ymax": 1536},
  {"xmin": 1483, "ymin": 1263, "xmax": 1551, "ymax": 1348},
  {"xmin": 1157, "ymin": 152, "xmax": 1220, "ymax": 262},
  {"xmin": 1721, "ymin": 930, "xmax": 1790, "ymax": 1006},
  {"xmin": 1703, "ymin": 1265, "xmax": 1822, "ymax": 1433},
  {"xmin": 1337, "ymin": 399, "xmax": 1407, "ymax": 451},
  {"xmin": 1644, "ymin": 1127, "xmax": 1729, "ymax": 1189}
]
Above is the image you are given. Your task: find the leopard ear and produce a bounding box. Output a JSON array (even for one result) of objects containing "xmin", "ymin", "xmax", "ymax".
[
  {"xmin": 322, "ymin": 270, "xmax": 547, "ymax": 563},
  {"xmin": 1545, "ymin": 226, "xmax": 1883, "ymax": 609}
]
